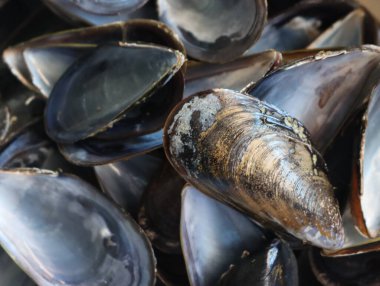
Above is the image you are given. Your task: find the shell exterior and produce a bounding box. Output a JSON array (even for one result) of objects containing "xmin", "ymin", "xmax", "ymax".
[
  {"xmin": 244, "ymin": 46, "xmax": 380, "ymax": 152},
  {"xmin": 351, "ymin": 83, "xmax": 380, "ymax": 239},
  {"xmin": 164, "ymin": 89, "xmax": 344, "ymax": 250},
  {"xmin": 59, "ymin": 130, "xmax": 164, "ymax": 166},
  {"xmin": 218, "ymin": 240, "xmax": 298, "ymax": 286},
  {"xmin": 138, "ymin": 159, "xmax": 185, "ymax": 254},
  {"xmin": 41, "ymin": 0, "xmax": 154, "ymax": 25},
  {"xmin": 95, "ymin": 152, "xmax": 163, "ymax": 217},
  {"xmin": 184, "ymin": 50, "xmax": 282, "ymax": 98},
  {"xmin": 0, "ymin": 125, "xmax": 52, "ymax": 169},
  {"xmin": 158, "ymin": 0, "xmax": 267, "ymax": 63},
  {"xmin": 246, "ymin": 0, "xmax": 378, "ymax": 55},
  {"xmin": 180, "ymin": 185, "xmax": 267, "ymax": 286},
  {"xmin": 310, "ymin": 246, "xmax": 380, "ymax": 286},
  {"xmin": 45, "ymin": 43, "xmax": 185, "ymax": 144},
  {"xmin": 324, "ymin": 204, "xmax": 380, "ymax": 257},
  {"xmin": 0, "ymin": 85, "xmax": 45, "ymax": 150},
  {"xmin": 0, "ymin": 169, "xmax": 156, "ymax": 286},
  {"xmin": 3, "ymin": 19, "xmax": 185, "ymax": 97},
  {"xmin": 307, "ymin": 9, "xmax": 365, "ymax": 49}
]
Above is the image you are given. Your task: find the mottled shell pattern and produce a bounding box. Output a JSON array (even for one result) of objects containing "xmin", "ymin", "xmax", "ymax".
[{"xmin": 164, "ymin": 89, "xmax": 344, "ymax": 250}]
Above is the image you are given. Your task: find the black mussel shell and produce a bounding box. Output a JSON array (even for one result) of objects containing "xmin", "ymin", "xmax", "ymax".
[
  {"xmin": 94, "ymin": 150, "xmax": 164, "ymax": 217},
  {"xmin": 244, "ymin": 47, "xmax": 380, "ymax": 152},
  {"xmin": 158, "ymin": 0, "xmax": 267, "ymax": 63},
  {"xmin": 310, "ymin": 247, "xmax": 380, "ymax": 286},
  {"xmin": 3, "ymin": 19, "xmax": 186, "ymax": 97},
  {"xmin": 218, "ymin": 240, "xmax": 298, "ymax": 286},
  {"xmin": 0, "ymin": 84, "xmax": 45, "ymax": 150},
  {"xmin": 0, "ymin": 168, "xmax": 156, "ymax": 286},
  {"xmin": 180, "ymin": 185, "xmax": 268, "ymax": 286},
  {"xmin": 138, "ymin": 159, "xmax": 185, "ymax": 254},
  {"xmin": 41, "ymin": 0, "xmax": 153, "ymax": 25},
  {"xmin": 184, "ymin": 50, "xmax": 282, "ymax": 98},
  {"xmin": 45, "ymin": 43, "xmax": 185, "ymax": 144},
  {"xmin": 59, "ymin": 130, "xmax": 164, "ymax": 166}
]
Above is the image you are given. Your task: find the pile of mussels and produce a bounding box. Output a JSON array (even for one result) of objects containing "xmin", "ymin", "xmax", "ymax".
[{"xmin": 1, "ymin": 0, "xmax": 380, "ymax": 285}]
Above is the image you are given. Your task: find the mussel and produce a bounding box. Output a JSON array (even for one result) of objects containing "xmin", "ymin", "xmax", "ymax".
[
  {"xmin": 40, "ymin": 0, "xmax": 156, "ymax": 25},
  {"xmin": 95, "ymin": 151, "xmax": 164, "ymax": 217},
  {"xmin": 184, "ymin": 50, "xmax": 282, "ymax": 98},
  {"xmin": 3, "ymin": 19, "xmax": 185, "ymax": 97},
  {"xmin": 310, "ymin": 246, "xmax": 380, "ymax": 285},
  {"xmin": 351, "ymin": 82, "xmax": 380, "ymax": 239},
  {"xmin": 244, "ymin": 46, "xmax": 380, "ymax": 152},
  {"xmin": 180, "ymin": 185, "xmax": 267, "ymax": 286},
  {"xmin": 0, "ymin": 83, "xmax": 45, "ymax": 150},
  {"xmin": 44, "ymin": 43, "xmax": 185, "ymax": 165},
  {"xmin": 158, "ymin": 0, "xmax": 267, "ymax": 63},
  {"xmin": 164, "ymin": 89, "xmax": 344, "ymax": 249},
  {"xmin": 0, "ymin": 168, "xmax": 156, "ymax": 285},
  {"xmin": 246, "ymin": 0, "xmax": 377, "ymax": 54}
]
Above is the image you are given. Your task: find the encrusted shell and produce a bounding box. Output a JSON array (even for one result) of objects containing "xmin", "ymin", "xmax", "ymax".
[{"xmin": 164, "ymin": 89, "xmax": 344, "ymax": 250}]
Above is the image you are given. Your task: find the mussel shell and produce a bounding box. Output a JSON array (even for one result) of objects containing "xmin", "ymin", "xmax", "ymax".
[
  {"xmin": 310, "ymin": 247, "xmax": 380, "ymax": 286},
  {"xmin": 271, "ymin": 0, "xmax": 377, "ymax": 45},
  {"xmin": 94, "ymin": 151, "xmax": 164, "ymax": 217},
  {"xmin": 245, "ymin": 15, "xmax": 322, "ymax": 55},
  {"xmin": 164, "ymin": 89, "xmax": 344, "ymax": 249},
  {"xmin": 158, "ymin": 0, "xmax": 267, "ymax": 63},
  {"xmin": 45, "ymin": 43, "xmax": 185, "ymax": 144},
  {"xmin": 307, "ymin": 9, "xmax": 365, "ymax": 49},
  {"xmin": 248, "ymin": 0, "xmax": 377, "ymax": 54},
  {"xmin": 0, "ymin": 84, "xmax": 45, "ymax": 150},
  {"xmin": 3, "ymin": 19, "xmax": 186, "ymax": 97},
  {"xmin": 180, "ymin": 185, "xmax": 267, "ymax": 286},
  {"xmin": 94, "ymin": 71, "xmax": 184, "ymax": 141},
  {"xmin": 218, "ymin": 239, "xmax": 298, "ymax": 286},
  {"xmin": 243, "ymin": 46, "xmax": 380, "ymax": 152},
  {"xmin": 0, "ymin": 124, "xmax": 52, "ymax": 168},
  {"xmin": 41, "ymin": 0, "xmax": 155, "ymax": 25},
  {"xmin": 0, "ymin": 168, "xmax": 156, "ymax": 286},
  {"xmin": 324, "ymin": 204, "xmax": 380, "ymax": 257},
  {"xmin": 184, "ymin": 50, "xmax": 282, "ymax": 98},
  {"xmin": 59, "ymin": 130, "xmax": 163, "ymax": 166},
  {"xmin": 49, "ymin": 0, "xmax": 149, "ymax": 15},
  {"xmin": 138, "ymin": 160, "xmax": 185, "ymax": 254},
  {"xmin": 23, "ymin": 44, "xmax": 96, "ymax": 98},
  {"xmin": 351, "ymin": 83, "xmax": 380, "ymax": 238}
]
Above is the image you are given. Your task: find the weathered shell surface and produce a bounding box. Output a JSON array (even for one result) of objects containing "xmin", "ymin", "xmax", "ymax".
[
  {"xmin": 244, "ymin": 47, "xmax": 380, "ymax": 152},
  {"xmin": 164, "ymin": 89, "xmax": 344, "ymax": 250}
]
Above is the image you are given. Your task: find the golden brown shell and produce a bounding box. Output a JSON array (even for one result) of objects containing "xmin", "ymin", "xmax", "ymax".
[{"xmin": 163, "ymin": 89, "xmax": 344, "ymax": 250}]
